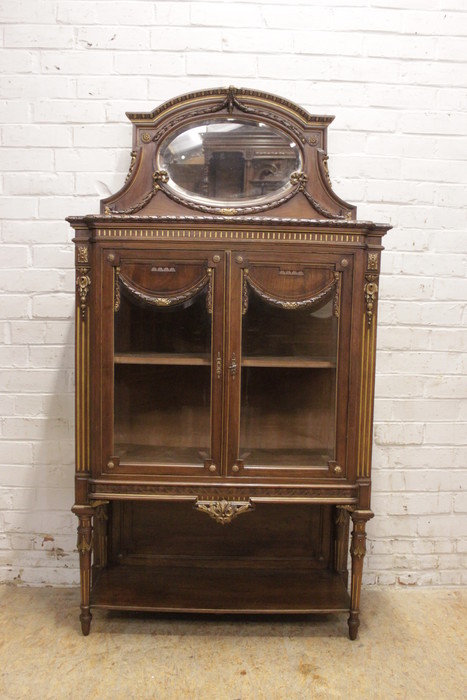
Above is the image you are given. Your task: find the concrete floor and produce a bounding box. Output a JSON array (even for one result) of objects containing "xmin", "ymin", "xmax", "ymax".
[{"xmin": 0, "ymin": 585, "xmax": 465, "ymax": 700}]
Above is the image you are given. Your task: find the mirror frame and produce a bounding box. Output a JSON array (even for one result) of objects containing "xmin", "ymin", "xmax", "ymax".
[
  {"xmin": 156, "ymin": 115, "xmax": 303, "ymax": 210},
  {"xmin": 102, "ymin": 87, "xmax": 356, "ymax": 221}
]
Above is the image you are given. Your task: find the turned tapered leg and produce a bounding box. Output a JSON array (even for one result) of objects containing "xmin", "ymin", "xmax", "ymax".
[
  {"xmin": 348, "ymin": 510, "xmax": 373, "ymax": 640},
  {"xmin": 334, "ymin": 506, "xmax": 351, "ymax": 587},
  {"xmin": 72, "ymin": 505, "xmax": 94, "ymax": 636}
]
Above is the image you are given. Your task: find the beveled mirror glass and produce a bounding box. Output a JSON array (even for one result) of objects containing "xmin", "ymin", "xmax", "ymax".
[{"xmin": 158, "ymin": 118, "xmax": 302, "ymax": 206}]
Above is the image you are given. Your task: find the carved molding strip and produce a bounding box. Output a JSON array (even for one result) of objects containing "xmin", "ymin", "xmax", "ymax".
[
  {"xmin": 244, "ymin": 269, "xmax": 337, "ymax": 311},
  {"xmin": 91, "ymin": 483, "xmax": 357, "ymax": 500},
  {"xmin": 194, "ymin": 498, "xmax": 254, "ymax": 525},
  {"xmin": 150, "ymin": 86, "xmax": 308, "ymax": 148},
  {"xmin": 117, "ymin": 267, "xmax": 212, "ymax": 310},
  {"xmin": 127, "ymin": 86, "xmax": 333, "ymax": 127}
]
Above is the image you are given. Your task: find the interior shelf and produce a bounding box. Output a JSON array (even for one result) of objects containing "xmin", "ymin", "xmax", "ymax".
[
  {"xmin": 91, "ymin": 564, "xmax": 350, "ymax": 614},
  {"xmin": 242, "ymin": 356, "xmax": 335, "ymax": 368},
  {"xmin": 114, "ymin": 352, "xmax": 336, "ymax": 369},
  {"xmin": 114, "ymin": 352, "xmax": 210, "ymax": 366},
  {"xmin": 113, "ymin": 444, "xmax": 331, "ymax": 467}
]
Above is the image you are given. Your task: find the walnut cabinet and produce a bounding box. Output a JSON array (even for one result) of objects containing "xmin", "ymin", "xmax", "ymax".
[{"xmin": 68, "ymin": 87, "xmax": 390, "ymax": 638}]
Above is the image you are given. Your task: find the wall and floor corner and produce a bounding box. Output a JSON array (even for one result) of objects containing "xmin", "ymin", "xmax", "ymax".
[{"xmin": 0, "ymin": 0, "xmax": 466, "ymax": 588}]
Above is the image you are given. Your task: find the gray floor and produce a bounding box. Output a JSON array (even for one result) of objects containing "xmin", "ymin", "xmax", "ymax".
[{"xmin": 0, "ymin": 585, "xmax": 466, "ymax": 699}]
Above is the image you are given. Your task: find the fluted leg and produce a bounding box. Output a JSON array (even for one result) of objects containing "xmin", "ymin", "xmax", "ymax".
[
  {"xmin": 72, "ymin": 505, "xmax": 94, "ymax": 636},
  {"xmin": 334, "ymin": 506, "xmax": 351, "ymax": 587},
  {"xmin": 348, "ymin": 510, "xmax": 373, "ymax": 640}
]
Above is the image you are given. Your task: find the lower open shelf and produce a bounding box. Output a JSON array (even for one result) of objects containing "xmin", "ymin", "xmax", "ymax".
[{"xmin": 91, "ymin": 564, "xmax": 350, "ymax": 614}]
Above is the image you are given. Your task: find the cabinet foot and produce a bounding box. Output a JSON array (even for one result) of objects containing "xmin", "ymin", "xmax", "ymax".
[
  {"xmin": 347, "ymin": 611, "xmax": 359, "ymax": 640},
  {"xmin": 348, "ymin": 509, "xmax": 373, "ymax": 641},
  {"xmin": 72, "ymin": 505, "xmax": 94, "ymax": 637},
  {"xmin": 80, "ymin": 610, "xmax": 92, "ymax": 636}
]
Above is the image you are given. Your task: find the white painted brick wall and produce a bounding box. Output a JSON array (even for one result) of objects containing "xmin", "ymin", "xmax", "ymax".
[{"xmin": 0, "ymin": 0, "xmax": 466, "ymax": 587}]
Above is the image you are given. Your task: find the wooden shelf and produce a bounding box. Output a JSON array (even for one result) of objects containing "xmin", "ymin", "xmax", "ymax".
[
  {"xmin": 114, "ymin": 352, "xmax": 335, "ymax": 369},
  {"xmin": 239, "ymin": 448, "xmax": 331, "ymax": 467},
  {"xmin": 113, "ymin": 444, "xmax": 331, "ymax": 467},
  {"xmin": 91, "ymin": 564, "xmax": 350, "ymax": 614},
  {"xmin": 114, "ymin": 352, "xmax": 210, "ymax": 366},
  {"xmin": 114, "ymin": 443, "xmax": 208, "ymax": 465},
  {"xmin": 242, "ymin": 356, "xmax": 336, "ymax": 368}
]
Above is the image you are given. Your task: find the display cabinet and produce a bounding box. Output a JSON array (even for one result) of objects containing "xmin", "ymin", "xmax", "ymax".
[{"xmin": 68, "ymin": 87, "xmax": 390, "ymax": 638}]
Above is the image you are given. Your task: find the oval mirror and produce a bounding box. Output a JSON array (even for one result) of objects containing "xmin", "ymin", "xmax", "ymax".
[{"xmin": 158, "ymin": 118, "xmax": 302, "ymax": 207}]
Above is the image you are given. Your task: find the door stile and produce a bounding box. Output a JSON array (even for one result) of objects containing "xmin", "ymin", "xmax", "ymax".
[
  {"xmin": 209, "ymin": 252, "xmax": 226, "ymax": 476},
  {"xmin": 223, "ymin": 251, "xmax": 243, "ymax": 475}
]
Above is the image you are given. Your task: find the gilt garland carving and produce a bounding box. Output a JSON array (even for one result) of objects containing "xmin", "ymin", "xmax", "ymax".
[
  {"xmin": 104, "ymin": 86, "xmax": 350, "ymax": 219},
  {"xmin": 291, "ymin": 172, "xmax": 347, "ymax": 220},
  {"xmin": 149, "ymin": 86, "xmax": 308, "ymax": 148},
  {"xmin": 76, "ymin": 269, "xmax": 91, "ymax": 320},
  {"xmin": 116, "ymin": 267, "xmax": 213, "ymax": 312},
  {"xmin": 333, "ymin": 271, "xmax": 341, "ymax": 318},
  {"xmin": 194, "ymin": 499, "xmax": 254, "ymax": 525},
  {"xmin": 364, "ymin": 274, "xmax": 378, "ymax": 327},
  {"xmin": 244, "ymin": 269, "xmax": 338, "ymax": 312},
  {"xmin": 125, "ymin": 150, "xmax": 138, "ymax": 183}
]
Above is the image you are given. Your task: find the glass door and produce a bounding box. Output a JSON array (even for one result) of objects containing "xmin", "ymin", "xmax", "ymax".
[
  {"xmin": 103, "ymin": 250, "xmax": 224, "ymax": 477},
  {"xmin": 227, "ymin": 252, "xmax": 351, "ymax": 479}
]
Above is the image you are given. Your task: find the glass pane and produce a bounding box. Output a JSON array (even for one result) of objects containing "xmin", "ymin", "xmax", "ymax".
[
  {"xmin": 158, "ymin": 118, "xmax": 301, "ymax": 206},
  {"xmin": 240, "ymin": 293, "xmax": 337, "ymax": 468},
  {"xmin": 114, "ymin": 285, "xmax": 211, "ymax": 465}
]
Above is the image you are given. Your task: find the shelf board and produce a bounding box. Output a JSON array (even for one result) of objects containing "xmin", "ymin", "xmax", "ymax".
[
  {"xmin": 114, "ymin": 352, "xmax": 210, "ymax": 366},
  {"xmin": 242, "ymin": 356, "xmax": 336, "ymax": 368},
  {"xmin": 239, "ymin": 448, "xmax": 331, "ymax": 467},
  {"xmin": 113, "ymin": 444, "xmax": 331, "ymax": 467},
  {"xmin": 91, "ymin": 564, "xmax": 350, "ymax": 614},
  {"xmin": 114, "ymin": 352, "xmax": 335, "ymax": 369},
  {"xmin": 114, "ymin": 443, "xmax": 208, "ymax": 465}
]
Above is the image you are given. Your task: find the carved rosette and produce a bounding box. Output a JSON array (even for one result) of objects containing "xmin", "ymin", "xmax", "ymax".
[{"xmin": 194, "ymin": 499, "xmax": 254, "ymax": 525}]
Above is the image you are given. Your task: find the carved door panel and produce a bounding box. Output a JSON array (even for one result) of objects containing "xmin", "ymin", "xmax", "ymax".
[
  {"xmin": 100, "ymin": 248, "xmax": 225, "ymax": 478},
  {"xmin": 226, "ymin": 250, "xmax": 354, "ymax": 481}
]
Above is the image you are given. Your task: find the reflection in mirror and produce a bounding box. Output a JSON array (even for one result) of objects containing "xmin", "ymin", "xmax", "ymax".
[{"xmin": 158, "ymin": 119, "xmax": 302, "ymax": 206}]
